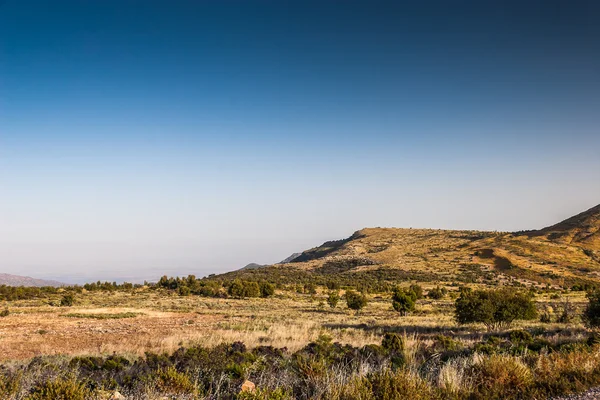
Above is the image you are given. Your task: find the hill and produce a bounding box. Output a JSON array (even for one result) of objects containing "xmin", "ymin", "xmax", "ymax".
[
  {"xmin": 215, "ymin": 204, "xmax": 600, "ymax": 289},
  {"xmin": 527, "ymin": 204, "xmax": 600, "ymax": 250},
  {"xmin": 0, "ymin": 273, "xmax": 65, "ymax": 287}
]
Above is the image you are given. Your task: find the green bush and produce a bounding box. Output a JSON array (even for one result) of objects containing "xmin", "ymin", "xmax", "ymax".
[
  {"xmin": 178, "ymin": 286, "xmax": 191, "ymax": 296},
  {"xmin": 455, "ymin": 288, "xmax": 537, "ymax": 330},
  {"xmin": 238, "ymin": 387, "xmax": 292, "ymax": 400},
  {"xmin": 427, "ymin": 286, "xmax": 447, "ymax": 300},
  {"xmin": 392, "ymin": 287, "xmax": 416, "ymax": 316},
  {"xmin": 409, "ymin": 284, "xmax": 424, "ymax": 300},
  {"xmin": 27, "ymin": 378, "xmax": 92, "ymax": 400},
  {"xmin": 0, "ymin": 309, "xmax": 9, "ymax": 317},
  {"xmin": 228, "ymin": 280, "xmax": 261, "ymax": 298},
  {"xmin": 155, "ymin": 366, "xmax": 197, "ymax": 396},
  {"xmin": 260, "ymin": 282, "xmax": 275, "ymax": 298},
  {"xmin": 583, "ymin": 289, "xmax": 600, "ymax": 328},
  {"xmin": 345, "ymin": 290, "xmax": 367, "ymax": 312},
  {"xmin": 327, "ymin": 291, "xmax": 340, "ymax": 308},
  {"xmin": 381, "ymin": 333, "xmax": 405, "ymax": 353},
  {"xmin": 60, "ymin": 294, "xmax": 74, "ymax": 307}
]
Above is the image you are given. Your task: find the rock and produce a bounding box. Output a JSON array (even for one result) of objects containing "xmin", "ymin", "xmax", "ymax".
[
  {"xmin": 240, "ymin": 380, "xmax": 256, "ymax": 393},
  {"xmin": 110, "ymin": 391, "xmax": 126, "ymax": 400}
]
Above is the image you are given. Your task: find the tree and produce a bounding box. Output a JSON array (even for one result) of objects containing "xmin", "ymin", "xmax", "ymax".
[
  {"xmin": 228, "ymin": 279, "xmax": 245, "ymax": 298},
  {"xmin": 455, "ymin": 288, "xmax": 537, "ymax": 330},
  {"xmin": 346, "ymin": 290, "xmax": 368, "ymax": 312},
  {"xmin": 259, "ymin": 282, "xmax": 275, "ymax": 298},
  {"xmin": 392, "ymin": 287, "xmax": 416, "ymax": 316},
  {"xmin": 409, "ymin": 284, "xmax": 424, "ymax": 300},
  {"xmin": 178, "ymin": 286, "xmax": 191, "ymax": 296},
  {"xmin": 228, "ymin": 280, "xmax": 261, "ymax": 298},
  {"xmin": 583, "ymin": 289, "xmax": 600, "ymax": 328},
  {"xmin": 327, "ymin": 291, "xmax": 340, "ymax": 308}
]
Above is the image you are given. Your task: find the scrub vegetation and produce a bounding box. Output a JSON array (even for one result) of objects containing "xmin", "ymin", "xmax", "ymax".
[{"xmin": 0, "ymin": 205, "xmax": 598, "ymax": 398}]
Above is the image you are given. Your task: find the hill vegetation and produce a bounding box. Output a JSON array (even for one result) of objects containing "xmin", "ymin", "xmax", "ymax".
[
  {"xmin": 0, "ymin": 204, "xmax": 599, "ymax": 399},
  {"xmin": 217, "ymin": 204, "xmax": 600, "ymax": 291}
]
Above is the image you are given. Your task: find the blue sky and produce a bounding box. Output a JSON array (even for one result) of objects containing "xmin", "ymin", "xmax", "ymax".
[{"xmin": 1, "ymin": 1, "xmax": 599, "ymax": 282}]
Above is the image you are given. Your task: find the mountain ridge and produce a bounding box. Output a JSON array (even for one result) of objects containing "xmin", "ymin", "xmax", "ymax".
[
  {"xmin": 0, "ymin": 273, "xmax": 65, "ymax": 287},
  {"xmin": 216, "ymin": 204, "xmax": 600, "ymax": 289}
]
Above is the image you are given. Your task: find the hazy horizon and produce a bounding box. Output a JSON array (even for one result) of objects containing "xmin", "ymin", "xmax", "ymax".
[{"xmin": 2, "ymin": 1, "xmax": 600, "ymax": 283}]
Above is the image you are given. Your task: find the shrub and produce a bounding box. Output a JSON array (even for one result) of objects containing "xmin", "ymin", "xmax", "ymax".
[
  {"xmin": 0, "ymin": 373, "xmax": 20, "ymax": 398},
  {"xmin": 409, "ymin": 284, "xmax": 424, "ymax": 300},
  {"xmin": 327, "ymin": 291, "xmax": 340, "ymax": 308},
  {"xmin": 539, "ymin": 306, "xmax": 553, "ymax": 323},
  {"xmin": 455, "ymin": 288, "xmax": 537, "ymax": 330},
  {"xmin": 382, "ymin": 333, "xmax": 405, "ymax": 353},
  {"xmin": 471, "ymin": 354, "xmax": 533, "ymax": 398},
  {"xmin": 155, "ymin": 366, "xmax": 197, "ymax": 396},
  {"xmin": 0, "ymin": 309, "xmax": 9, "ymax": 317},
  {"xmin": 583, "ymin": 289, "xmax": 600, "ymax": 328},
  {"xmin": 556, "ymin": 299, "xmax": 576, "ymax": 324},
  {"xmin": 260, "ymin": 282, "xmax": 275, "ymax": 298},
  {"xmin": 27, "ymin": 378, "xmax": 92, "ymax": 400},
  {"xmin": 326, "ymin": 280, "xmax": 341, "ymax": 290},
  {"xmin": 178, "ymin": 286, "xmax": 191, "ymax": 296},
  {"xmin": 60, "ymin": 294, "xmax": 74, "ymax": 307},
  {"xmin": 509, "ymin": 329, "xmax": 532, "ymax": 344},
  {"xmin": 392, "ymin": 287, "xmax": 416, "ymax": 316},
  {"xmin": 434, "ymin": 335, "xmax": 462, "ymax": 351},
  {"xmin": 238, "ymin": 387, "xmax": 292, "ymax": 400},
  {"xmin": 428, "ymin": 286, "xmax": 447, "ymax": 300},
  {"xmin": 304, "ymin": 283, "xmax": 317, "ymax": 295},
  {"xmin": 345, "ymin": 290, "xmax": 368, "ymax": 312},
  {"xmin": 228, "ymin": 280, "xmax": 261, "ymax": 298},
  {"xmin": 369, "ymin": 369, "xmax": 438, "ymax": 400}
]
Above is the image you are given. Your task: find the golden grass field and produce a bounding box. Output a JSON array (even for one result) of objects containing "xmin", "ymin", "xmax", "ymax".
[{"xmin": 0, "ymin": 286, "xmax": 589, "ymax": 362}]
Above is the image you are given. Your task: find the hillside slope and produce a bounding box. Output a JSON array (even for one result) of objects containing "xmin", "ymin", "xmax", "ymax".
[
  {"xmin": 217, "ymin": 204, "xmax": 600, "ymax": 289},
  {"xmin": 527, "ymin": 204, "xmax": 600, "ymax": 250}
]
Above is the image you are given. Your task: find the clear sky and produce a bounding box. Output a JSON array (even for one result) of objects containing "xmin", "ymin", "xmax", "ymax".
[{"xmin": 1, "ymin": 1, "xmax": 599, "ymax": 283}]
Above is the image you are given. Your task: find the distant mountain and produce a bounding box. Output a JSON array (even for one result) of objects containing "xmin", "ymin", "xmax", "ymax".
[{"xmin": 0, "ymin": 273, "xmax": 65, "ymax": 287}]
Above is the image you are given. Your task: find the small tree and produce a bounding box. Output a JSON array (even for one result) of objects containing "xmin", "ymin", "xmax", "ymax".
[
  {"xmin": 178, "ymin": 286, "xmax": 191, "ymax": 296},
  {"xmin": 346, "ymin": 290, "xmax": 367, "ymax": 312},
  {"xmin": 409, "ymin": 284, "xmax": 424, "ymax": 300},
  {"xmin": 259, "ymin": 282, "xmax": 275, "ymax": 298},
  {"xmin": 327, "ymin": 291, "xmax": 340, "ymax": 308},
  {"xmin": 60, "ymin": 294, "xmax": 74, "ymax": 307},
  {"xmin": 243, "ymin": 281, "xmax": 261, "ymax": 298},
  {"xmin": 392, "ymin": 287, "xmax": 416, "ymax": 316},
  {"xmin": 455, "ymin": 288, "xmax": 537, "ymax": 330},
  {"xmin": 583, "ymin": 289, "xmax": 600, "ymax": 328},
  {"xmin": 228, "ymin": 279, "xmax": 245, "ymax": 298}
]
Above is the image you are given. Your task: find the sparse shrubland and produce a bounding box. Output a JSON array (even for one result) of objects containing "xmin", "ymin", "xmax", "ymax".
[{"xmin": 1, "ymin": 330, "xmax": 600, "ymax": 399}]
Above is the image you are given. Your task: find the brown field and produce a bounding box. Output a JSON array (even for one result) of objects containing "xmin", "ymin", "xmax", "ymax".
[{"xmin": 0, "ymin": 287, "xmax": 589, "ymax": 362}]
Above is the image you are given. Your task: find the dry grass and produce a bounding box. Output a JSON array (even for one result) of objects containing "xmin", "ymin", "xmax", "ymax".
[{"xmin": 0, "ymin": 288, "xmax": 590, "ymax": 362}]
